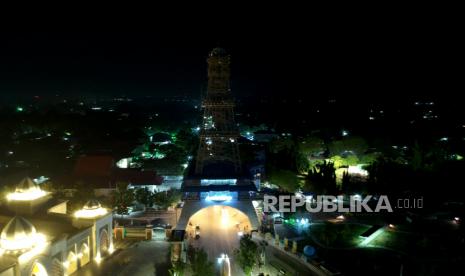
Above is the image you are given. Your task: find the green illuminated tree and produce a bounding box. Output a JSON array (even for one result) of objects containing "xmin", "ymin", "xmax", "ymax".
[
  {"xmin": 234, "ymin": 234, "xmax": 258, "ymax": 276},
  {"xmin": 269, "ymin": 170, "xmax": 300, "ymax": 192},
  {"xmin": 153, "ymin": 189, "xmax": 182, "ymax": 210},
  {"xmin": 187, "ymin": 246, "xmax": 214, "ymax": 276}
]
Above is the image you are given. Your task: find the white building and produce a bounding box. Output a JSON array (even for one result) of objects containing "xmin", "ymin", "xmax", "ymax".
[{"xmin": 0, "ymin": 178, "xmax": 113, "ymax": 276}]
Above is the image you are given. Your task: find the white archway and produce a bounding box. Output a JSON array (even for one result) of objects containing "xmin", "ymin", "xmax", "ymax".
[
  {"xmin": 187, "ymin": 205, "xmax": 252, "ymax": 234},
  {"xmin": 80, "ymin": 243, "xmax": 90, "ymax": 266},
  {"xmin": 99, "ymin": 229, "xmax": 109, "ymax": 256},
  {"xmin": 176, "ymin": 200, "xmax": 259, "ymax": 231},
  {"xmin": 65, "ymin": 251, "xmax": 78, "ymax": 275}
]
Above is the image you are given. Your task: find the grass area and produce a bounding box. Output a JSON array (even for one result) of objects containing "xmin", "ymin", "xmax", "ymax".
[
  {"xmin": 368, "ymin": 229, "xmax": 462, "ymax": 257},
  {"xmin": 307, "ymin": 222, "xmax": 371, "ymax": 248}
]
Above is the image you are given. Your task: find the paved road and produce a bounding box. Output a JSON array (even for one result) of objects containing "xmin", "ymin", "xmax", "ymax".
[
  {"xmin": 74, "ymin": 240, "xmax": 171, "ymax": 276},
  {"xmin": 188, "ymin": 205, "xmax": 251, "ymax": 276},
  {"xmin": 261, "ymin": 243, "xmax": 325, "ymax": 276}
]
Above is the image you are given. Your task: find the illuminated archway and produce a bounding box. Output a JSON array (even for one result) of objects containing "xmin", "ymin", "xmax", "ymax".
[
  {"xmin": 187, "ymin": 205, "xmax": 252, "ymax": 235},
  {"xmin": 31, "ymin": 261, "xmax": 48, "ymax": 276},
  {"xmin": 64, "ymin": 252, "xmax": 78, "ymax": 275},
  {"xmin": 99, "ymin": 229, "xmax": 109, "ymax": 256},
  {"xmin": 79, "ymin": 243, "xmax": 90, "ymax": 266}
]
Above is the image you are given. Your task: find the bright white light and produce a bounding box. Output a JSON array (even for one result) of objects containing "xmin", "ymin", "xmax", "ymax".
[
  {"xmin": 221, "ymin": 208, "xmax": 230, "ymax": 228},
  {"xmin": 108, "ymin": 243, "xmax": 115, "ymax": 254},
  {"xmin": 336, "ymin": 215, "xmax": 345, "ymax": 220},
  {"xmin": 17, "ymin": 236, "xmax": 48, "ymax": 263},
  {"xmin": 95, "ymin": 252, "xmax": 102, "ymax": 264},
  {"xmin": 1, "ymin": 231, "xmax": 45, "ymax": 252},
  {"xmin": 353, "ymin": 194, "xmax": 361, "ymax": 201},
  {"xmin": 182, "ymin": 163, "xmax": 188, "ymax": 169},
  {"xmin": 348, "ymin": 165, "xmax": 368, "ymax": 176},
  {"xmin": 454, "ymin": 217, "xmax": 460, "ymax": 221},
  {"xmin": 237, "ymin": 231, "xmax": 243, "ymax": 236},
  {"xmin": 342, "ymin": 130, "xmax": 349, "ymax": 136},
  {"xmin": 388, "ymin": 224, "xmax": 395, "ymax": 228},
  {"xmin": 6, "ymin": 188, "xmax": 47, "ymax": 201},
  {"xmin": 74, "ymin": 207, "xmax": 108, "ymax": 219},
  {"xmin": 206, "ymin": 195, "xmax": 232, "ymax": 202},
  {"xmin": 218, "ymin": 254, "xmax": 231, "ymax": 276}
]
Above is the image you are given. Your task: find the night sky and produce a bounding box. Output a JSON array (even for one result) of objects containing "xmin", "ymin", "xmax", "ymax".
[{"xmin": 0, "ymin": 26, "xmax": 462, "ymax": 102}]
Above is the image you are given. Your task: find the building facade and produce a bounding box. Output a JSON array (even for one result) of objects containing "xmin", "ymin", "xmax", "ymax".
[{"xmin": 0, "ymin": 178, "xmax": 113, "ymax": 276}]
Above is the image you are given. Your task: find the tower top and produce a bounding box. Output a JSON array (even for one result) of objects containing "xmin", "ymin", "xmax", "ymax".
[{"xmin": 209, "ymin": 47, "xmax": 228, "ymax": 57}]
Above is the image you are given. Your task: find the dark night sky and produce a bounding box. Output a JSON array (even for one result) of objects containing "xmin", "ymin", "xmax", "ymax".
[{"xmin": 0, "ymin": 25, "xmax": 462, "ymax": 102}]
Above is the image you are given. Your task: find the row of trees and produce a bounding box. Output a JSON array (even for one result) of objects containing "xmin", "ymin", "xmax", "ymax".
[
  {"xmin": 113, "ymin": 183, "xmax": 182, "ymax": 216},
  {"xmin": 267, "ymin": 134, "xmax": 461, "ymax": 196},
  {"xmin": 169, "ymin": 246, "xmax": 214, "ymax": 276},
  {"xmin": 169, "ymin": 235, "xmax": 260, "ymax": 276}
]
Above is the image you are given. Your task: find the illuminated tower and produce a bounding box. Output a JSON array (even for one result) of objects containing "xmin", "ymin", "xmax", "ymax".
[{"xmin": 195, "ymin": 48, "xmax": 241, "ymax": 175}]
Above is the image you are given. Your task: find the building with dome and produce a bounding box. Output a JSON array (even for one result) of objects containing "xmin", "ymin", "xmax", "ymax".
[{"xmin": 0, "ymin": 178, "xmax": 113, "ymax": 276}]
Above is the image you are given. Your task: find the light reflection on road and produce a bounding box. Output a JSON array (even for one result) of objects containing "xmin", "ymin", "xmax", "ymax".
[{"xmin": 188, "ymin": 205, "xmax": 251, "ymax": 275}]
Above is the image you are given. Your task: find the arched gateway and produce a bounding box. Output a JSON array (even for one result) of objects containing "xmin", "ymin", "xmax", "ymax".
[{"xmin": 176, "ymin": 197, "xmax": 259, "ymax": 231}]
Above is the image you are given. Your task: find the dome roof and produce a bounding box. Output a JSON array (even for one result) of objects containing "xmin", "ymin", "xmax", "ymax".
[
  {"xmin": 83, "ymin": 200, "xmax": 101, "ymax": 210},
  {"xmin": 15, "ymin": 177, "xmax": 39, "ymax": 193},
  {"xmin": 0, "ymin": 216, "xmax": 37, "ymax": 251}
]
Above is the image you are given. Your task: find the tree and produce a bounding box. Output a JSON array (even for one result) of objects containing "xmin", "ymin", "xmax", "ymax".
[
  {"xmin": 67, "ymin": 180, "xmax": 95, "ymax": 212},
  {"xmin": 269, "ymin": 170, "xmax": 300, "ymax": 192},
  {"xmin": 187, "ymin": 246, "xmax": 214, "ymax": 276},
  {"xmin": 299, "ymin": 136, "xmax": 326, "ymax": 159},
  {"xmin": 169, "ymin": 261, "xmax": 186, "ymax": 276},
  {"xmin": 234, "ymin": 234, "xmax": 258, "ymax": 276},
  {"xmin": 135, "ymin": 187, "xmax": 153, "ymax": 207},
  {"xmin": 153, "ymin": 189, "xmax": 182, "ymax": 210},
  {"xmin": 113, "ymin": 181, "xmax": 135, "ymax": 216},
  {"xmin": 304, "ymin": 161, "xmax": 337, "ymax": 194}
]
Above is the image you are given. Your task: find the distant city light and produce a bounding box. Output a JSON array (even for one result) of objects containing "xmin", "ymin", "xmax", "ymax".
[
  {"xmin": 16, "ymin": 106, "xmax": 24, "ymax": 112},
  {"xmin": 341, "ymin": 130, "xmax": 349, "ymax": 137}
]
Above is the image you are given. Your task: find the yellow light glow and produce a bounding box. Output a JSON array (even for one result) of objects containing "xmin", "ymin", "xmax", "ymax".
[
  {"xmin": 95, "ymin": 252, "xmax": 102, "ymax": 264},
  {"xmin": 108, "ymin": 243, "xmax": 114, "ymax": 254},
  {"xmin": 221, "ymin": 208, "xmax": 230, "ymax": 228},
  {"xmin": 74, "ymin": 207, "xmax": 108, "ymax": 219},
  {"xmin": 6, "ymin": 188, "xmax": 47, "ymax": 201},
  {"xmin": 17, "ymin": 237, "xmax": 48, "ymax": 263},
  {"xmin": 1, "ymin": 232, "xmax": 46, "ymax": 252}
]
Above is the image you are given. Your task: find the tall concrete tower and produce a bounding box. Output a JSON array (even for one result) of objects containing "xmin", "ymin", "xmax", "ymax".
[{"xmin": 195, "ymin": 48, "xmax": 241, "ymax": 175}]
